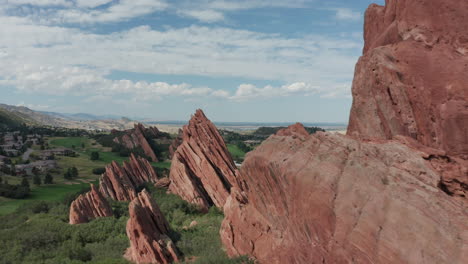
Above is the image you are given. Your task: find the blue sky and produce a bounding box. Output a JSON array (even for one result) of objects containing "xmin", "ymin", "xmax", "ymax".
[{"xmin": 0, "ymin": 0, "xmax": 385, "ymax": 123}]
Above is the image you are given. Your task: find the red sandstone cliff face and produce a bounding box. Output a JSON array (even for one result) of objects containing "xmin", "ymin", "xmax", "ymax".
[
  {"xmin": 221, "ymin": 126, "xmax": 468, "ymax": 263},
  {"xmin": 220, "ymin": 1, "xmax": 468, "ymax": 262},
  {"xmin": 69, "ymin": 184, "xmax": 113, "ymax": 224},
  {"xmin": 99, "ymin": 154, "xmax": 158, "ymax": 201},
  {"xmin": 169, "ymin": 109, "xmax": 238, "ymax": 211},
  {"xmin": 347, "ymin": 0, "xmax": 468, "ymax": 159},
  {"xmin": 125, "ymin": 189, "xmax": 179, "ymax": 264},
  {"xmin": 114, "ymin": 123, "xmax": 159, "ymax": 162}
]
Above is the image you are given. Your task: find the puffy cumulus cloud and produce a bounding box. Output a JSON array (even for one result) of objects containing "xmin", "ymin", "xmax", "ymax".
[
  {"xmin": 0, "ymin": 0, "xmax": 359, "ymax": 104},
  {"xmin": 177, "ymin": 0, "xmax": 310, "ymax": 22},
  {"xmin": 178, "ymin": 9, "xmax": 225, "ymax": 23},
  {"xmin": 230, "ymin": 82, "xmax": 319, "ymax": 101},
  {"xmin": 3, "ymin": 0, "xmax": 70, "ymax": 7},
  {"xmin": 333, "ymin": 8, "xmax": 361, "ymax": 21},
  {"xmin": 0, "ymin": 63, "xmax": 220, "ymax": 101},
  {"xmin": 54, "ymin": 0, "xmax": 168, "ymax": 24},
  {"xmin": 75, "ymin": 0, "xmax": 113, "ymax": 8}
]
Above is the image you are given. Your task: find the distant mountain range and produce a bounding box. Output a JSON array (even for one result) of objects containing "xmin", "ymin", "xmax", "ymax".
[{"xmin": 0, "ymin": 103, "xmax": 136, "ymax": 131}]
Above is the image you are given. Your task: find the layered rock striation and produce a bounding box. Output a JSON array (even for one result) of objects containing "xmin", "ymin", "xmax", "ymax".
[
  {"xmin": 221, "ymin": 125, "xmax": 468, "ymax": 263},
  {"xmin": 125, "ymin": 189, "xmax": 179, "ymax": 264},
  {"xmin": 99, "ymin": 154, "xmax": 158, "ymax": 201},
  {"xmin": 169, "ymin": 110, "xmax": 239, "ymax": 211},
  {"xmin": 347, "ymin": 0, "xmax": 468, "ymax": 159},
  {"xmin": 220, "ymin": 0, "xmax": 468, "ymax": 263},
  {"xmin": 114, "ymin": 123, "xmax": 159, "ymax": 162},
  {"xmin": 69, "ymin": 184, "xmax": 113, "ymax": 224}
]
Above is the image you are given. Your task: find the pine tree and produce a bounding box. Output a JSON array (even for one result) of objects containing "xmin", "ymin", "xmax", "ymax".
[
  {"xmin": 21, "ymin": 177, "xmax": 30, "ymax": 188},
  {"xmin": 70, "ymin": 167, "xmax": 78, "ymax": 178},
  {"xmin": 44, "ymin": 173, "xmax": 53, "ymax": 184},
  {"xmin": 33, "ymin": 174, "xmax": 41, "ymax": 185}
]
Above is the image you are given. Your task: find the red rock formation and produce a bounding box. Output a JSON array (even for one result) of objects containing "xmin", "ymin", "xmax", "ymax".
[
  {"xmin": 347, "ymin": 0, "xmax": 468, "ymax": 159},
  {"xmin": 99, "ymin": 154, "xmax": 158, "ymax": 201},
  {"xmin": 221, "ymin": 125, "xmax": 468, "ymax": 263},
  {"xmin": 220, "ymin": 1, "xmax": 468, "ymax": 262},
  {"xmin": 125, "ymin": 189, "xmax": 179, "ymax": 264},
  {"xmin": 275, "ymin": 122, "xmax": 309, "ymax": 137},
  {"xmin": 169, "ymin": 109, "xmax": 238, "ymax": 211},
  {"xmin": 69, "ymin": 184, "xmax": 113, "ymax": 224},
  {"xmin": 168, "ymin": 129, "xmax": 183, "ymax": 159},
  {"xmin": 114, "ymin": 123, "xmax": 159, "ymax": 162}
]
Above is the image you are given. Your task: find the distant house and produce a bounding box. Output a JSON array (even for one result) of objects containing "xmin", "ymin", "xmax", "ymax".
[
  {"xmin": 244, "ymin": 140, "xmax": 261, "ymax": 145},
  {"xmin": 15, "ymin": 160, "xmax": 58, "ymax": 175},
  {"xmin": 42, "ymin": 148, "xmax": 75, "ymax": 157}
]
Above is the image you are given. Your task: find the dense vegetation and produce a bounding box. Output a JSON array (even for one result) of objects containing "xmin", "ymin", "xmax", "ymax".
[
  {"xmin": 0, "ymin": 185, "xmax": 249, "ymax": 264},
  {"xmin": 222, "ymin": 125, "xmax": 325, "ymax": 162},
  {"xmin": 93, "ymin": 130, "xmax": 172, "ymax": 162}
]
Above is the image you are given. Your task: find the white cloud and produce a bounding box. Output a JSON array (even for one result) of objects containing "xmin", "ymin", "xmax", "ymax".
[
  {"xmin": 4, "ymin": 0, "xmax": 70, "ymax": 6},
  {"xmin": 206, "ymin": 0, "xmax": 309, "ymax": 11},
  {"xmin": 75, "ymin": 0, "xmax": 113, "ymax": 8},
  {"xmin": 55, "ymin": 0, "xmax": 168, "ymax": 24},
  {"xmin": 334, "ymin": 8, "xmax": 361, "ymax": 21},
  {"xmin": 0, "ymin": 2, "xmax": 360, "ymax": 102},
  {"xmin": 230, "ymin": 82, "xmax": 319, "ymax": 101},
  {"xmin": 178, "ymin": 9, "xmax": 225, "ymax": 23}
]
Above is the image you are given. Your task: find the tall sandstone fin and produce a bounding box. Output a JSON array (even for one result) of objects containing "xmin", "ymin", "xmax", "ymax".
[
  {"xmin": 99, "ymin": 154, "xmax": 158, "ymax": 201},
  {"xmin": 220, "ymin": 1, "xmax": 468, "ymax": 263},
  {"xmin": 169, "ymin": 109, "xmax": 239, "ymax": 211},
  {"xmin": 69, "ymin": 184, "xmax": 113, "ymax": 224},
  {"xmin": 125, "ymin": 189, "xmax": 179, "ymax": 264}
]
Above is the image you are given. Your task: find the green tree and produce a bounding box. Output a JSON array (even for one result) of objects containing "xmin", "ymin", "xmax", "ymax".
[
  {"xmin": 21, "ymin": 177, "xmax": 30, "ymax": 188},
  {"xmin": 44, "ymin": 173, "xmax": 53, "ymax": 184},
  {"xmin": 32, "ymin": 166, "xmax": 40, "ymax": 176},
  {"xmin": 81, "ymin": 143, "xmax": 85, "ymax": 149},
  {"xmin": 33, "ymin": 174, "xmax": 42, "ymax": 185},
  {"xmin": 70, "ymin": 167, "xmax": 78, "ymax": 178},
  {"xmin": 64, "ymin": 170, "xmax": 71, "ymax": 180},
  {"xmin": 90, "ymin": 151, "xmax": 100, "ymax": 161},
  {"xmin": 10, "ymin": 163, "xmax": 16, "ymax": 176}
]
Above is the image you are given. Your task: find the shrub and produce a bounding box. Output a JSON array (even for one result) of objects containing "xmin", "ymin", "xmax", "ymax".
[
  {"xmin": 90, "ymin": 151, "xmax": 100, "ymax": 161},
  {"xmin": 92, "ymin": 167, "xmax": 106, "ymax": 175},
  {"xmin": 33, "ymin": 174, "xmax": 42, "ymax": 185},
  {"xmin": 44, "ymin": 173, "xmax": 53, "ymax": 184}
]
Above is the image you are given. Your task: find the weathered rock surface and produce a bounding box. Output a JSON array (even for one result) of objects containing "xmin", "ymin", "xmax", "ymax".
[
  {"xmin": 114, "ymin": 123, "xmax": 159, "ymax": 162},
  {"xmin": 221, "ymin": 125, "xmax": 468, "ymax": 264},
  {"xmin": 69, "ymin": 184, "xmax": 113, "ymax": 224},
  {"xmin": 220, "ymin": 1, "xmax": 468, "ymax": 263},
  {"xmin": 169, "ymin": 109, "xmax": 239, "ymax": 211},
  {"xmin": 125, "ymin": 189, "xmax": 179, "ymax": 264},
  {"xmin": 99, "ymin": 154, "xmax": 158, "ymax": 201},
  {"xmin": 347, "ymin": 0, "xmax": 468, "ymax": 159}
]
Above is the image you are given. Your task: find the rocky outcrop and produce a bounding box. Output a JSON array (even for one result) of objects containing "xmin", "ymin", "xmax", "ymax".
[
  {"xmin": 69, "ymin": 184, "xmax": 113, "ymax": 224},
  {"xmin": 99, "ymin": 154, "xmax": 158, "ymax": 201},
  {"xmin": 347, "ymin": 0, "xmax": 468, "ymax": 159},
  {"xmin": 169, "ymin": 109, "xmax": 238, "ymax": 211},
  {"xmin": 168, "ymin": 129, "xmax": 183, "ymax": 159},
  {"xmin": 125, "ymin": 189, "xmax": 179, "ymax": 264},
  {"xmin": 114, "ymin": 123, "xmax": 159, "ymax": 162},
  {"xmin": 220, "ymin": 1, "xmax": 468, "ymax": 262},
  {"xmin": 221, "ymin": 125, "xmax": 468, "ymax": 263}
]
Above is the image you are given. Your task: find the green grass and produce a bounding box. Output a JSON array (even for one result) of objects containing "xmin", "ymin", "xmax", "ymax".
[
  {"xmin": 0, "ymin": 181, "xmax": 96, "ymax": 215},
  {"xmin": 49, "ymin": 137, "xmax": 91, "ymax": 149},
  {"xmin": 152, "ymin": 161, "xmax": 172, "ymax": 169},
  {"xmin": 227, "ymin": 144, "xmax": 246, "ymax": 160}
]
